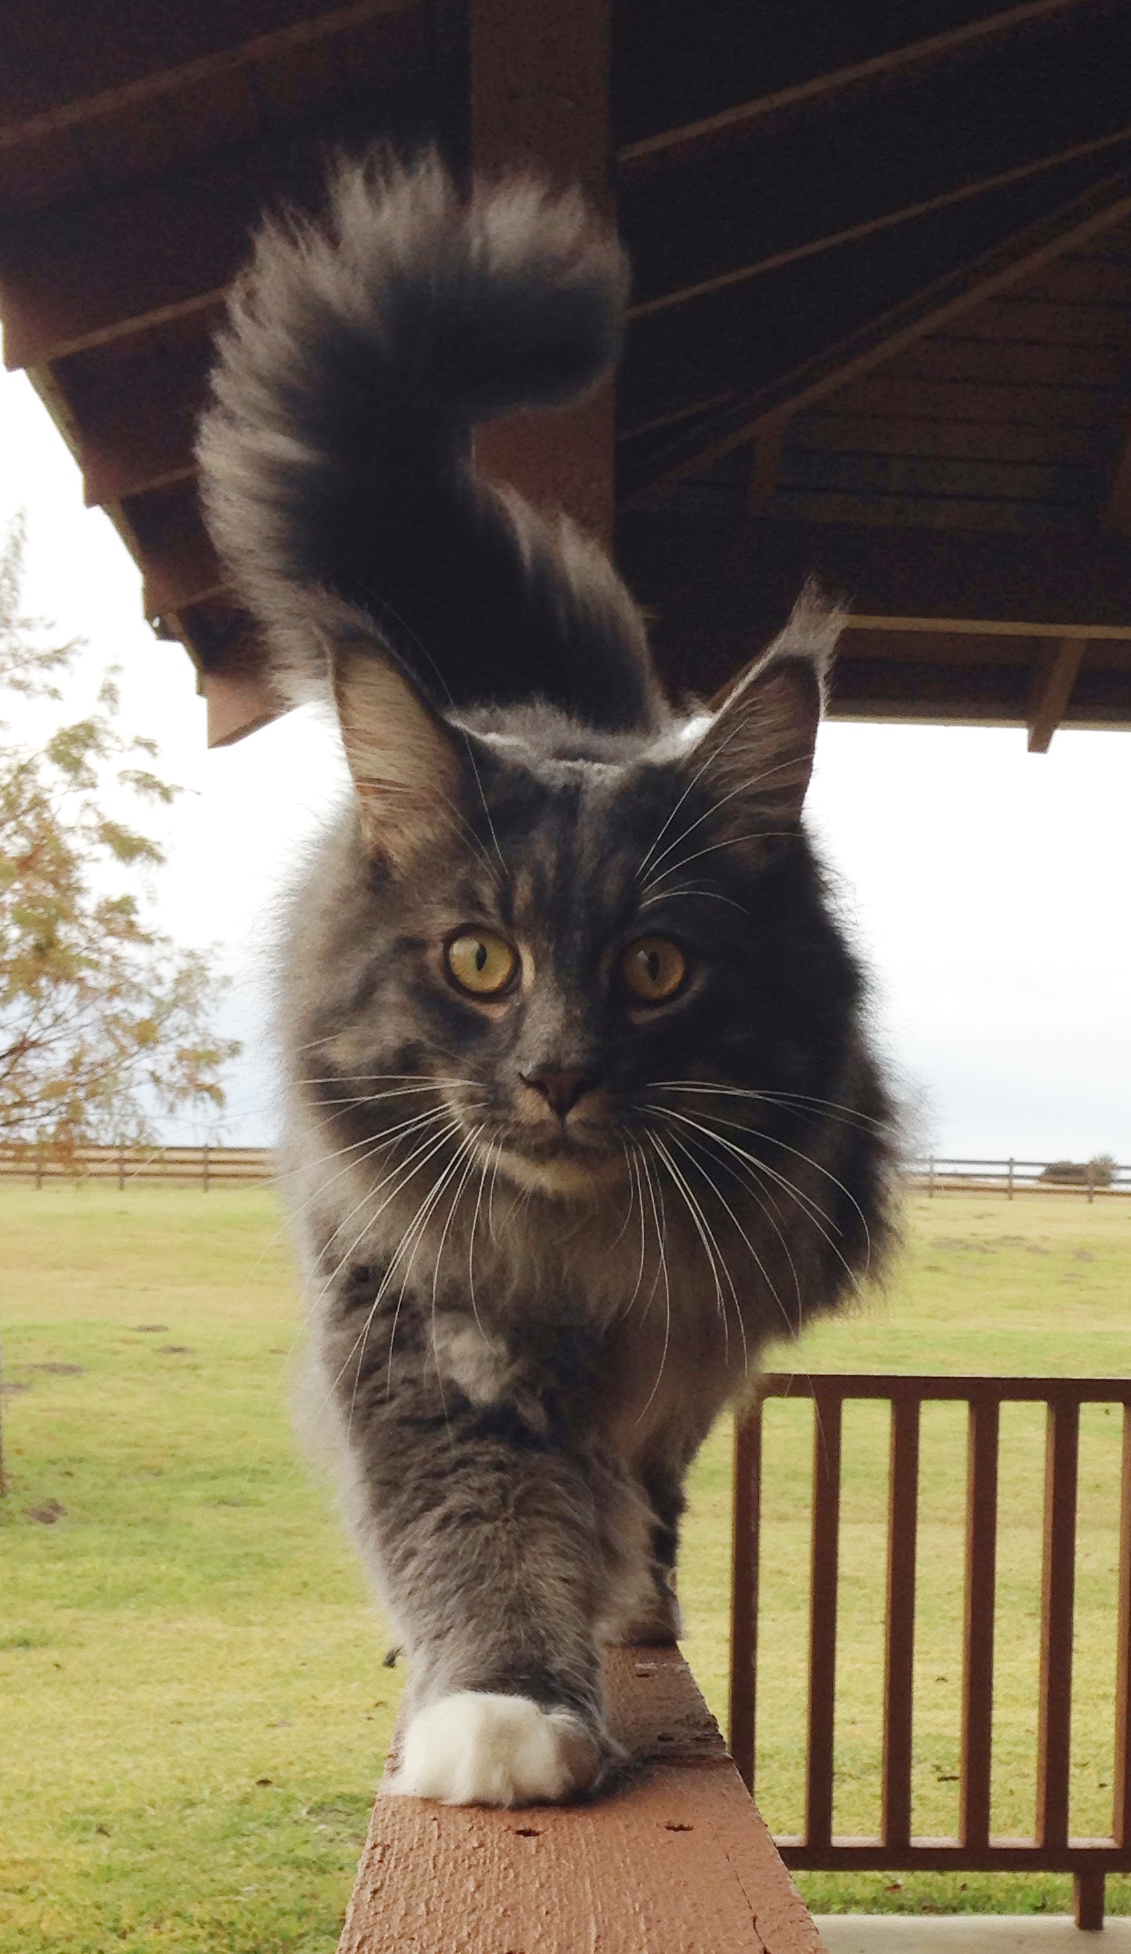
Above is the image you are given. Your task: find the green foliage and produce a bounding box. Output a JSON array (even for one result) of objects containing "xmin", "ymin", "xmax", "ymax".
[
  {"xmin": 0, "ymin": 518, "xmax": 239, "ymax": 1153},
  {"xmin": 1039, "ymin": 1155, "xmax": 1117, "ymax": 1186}
]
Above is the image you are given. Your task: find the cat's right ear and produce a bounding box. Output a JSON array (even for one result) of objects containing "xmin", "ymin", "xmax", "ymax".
[{"xmin": 328, "ymin": 634, "xmax": 461, "ymax": 872}]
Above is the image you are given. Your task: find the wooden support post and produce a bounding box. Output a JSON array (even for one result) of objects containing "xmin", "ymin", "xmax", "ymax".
[
  {"xmin": 470, "ymin": 0, "xmax": 615, "ymax": 543},
  {"xmin": 1027, "ymin": 635, "xmax": 1086, "ymax": 752},
  {"xmin": 202, "ymin": 1143, "xmax": 210, "ymax": 1194},
  {"xmin": 1075, "ymin": 1870, "xmax": 1106, "ymax": 1930}
]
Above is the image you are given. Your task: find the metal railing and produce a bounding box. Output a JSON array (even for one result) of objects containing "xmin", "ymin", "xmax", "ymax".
[{"xmin": 730, "ymin": 1375, "xmax": 1131, "ymax": 1930}]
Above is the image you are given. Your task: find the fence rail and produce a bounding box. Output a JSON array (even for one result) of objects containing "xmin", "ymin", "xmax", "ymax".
[
  {"xmin": 730, "ymin": 1374, "xmax": 1131, "ymax": 1930},
  {"xmin": 4, "ymin": 1147, "xmax": 1127, "ymax": 1197},
  {"xmin": 909, "ymin": 1157, "xmax": 1131, "ymax": 1198},
  {"xmin": 0, "ymin": 1144, "xmax": 274, "ymax": 1188}
]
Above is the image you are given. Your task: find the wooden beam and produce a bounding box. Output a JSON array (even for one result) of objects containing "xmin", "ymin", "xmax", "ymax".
[
  {"xmin": 626, "ymin": 125, "xmax": 1131, "ymax": 325},
  {"xmin": 615, "ymin": 513, "xmax": 1131, "ymax": 709},
  {"xmin": 338, "ymin": 1646, "xmax": 823, "ymax": 1954},
  {"xmin": 0, "ymin": 133, "xmax": 332, "ymax": 370},
  {"xmin": 1028, "ymin": 635, "xmax": 1088, "ymax": 749},
  {"xmin": 0, "ymin": 0, "xmax": 410, "ymax": 150},
  {"xmin": 1104, "ymin": 414, "xmax": 1131, "ymax": 538},
  {"xmin": 618, "ymin": 173, "xmax": 1131, "ymax": 503},
  {"xmin": 617, "ymin": 0, "xmax": 1102, "ymax": 170},
  {"xmin": 199, "ymin": 666, "xmax": 287, "ymax": 749},
  {"xmin": 470, "ymin": 0, "xmax": 615, "ymax": 541}
]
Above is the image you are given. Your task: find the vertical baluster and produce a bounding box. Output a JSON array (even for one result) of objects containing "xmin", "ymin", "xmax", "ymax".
[
  {"xmin": 807, "ymin": 1386, "xmax": 842, "ymax": 1850},
  {"xmin": 961, "ymin": 1393, "xmax": 1000, "ymax": 1850},
  {"xmin": 1113, "ymin": 1403, "xmax": 1131, "ymax": 1850},
  {"xmin": 1037, "ymin": 1395, "xmax": 1080, "ymax": 1853},
  {"xmin": 729, "ymin": 1403, "xmax": 763, "ymax": 1795},
  {"xmin": 883, "ymin": 1389, "xmax": 920, "ymax": 1851}
]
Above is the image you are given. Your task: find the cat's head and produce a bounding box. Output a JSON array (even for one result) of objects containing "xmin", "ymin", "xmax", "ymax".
[{"xmin": 297, "ymin": 589, "xmax": 861, "ymax": 1200}]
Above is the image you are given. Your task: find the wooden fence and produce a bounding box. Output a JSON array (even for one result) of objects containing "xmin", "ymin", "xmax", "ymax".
[
  {"xmin": 910, "ymin": 1158, "xmax": 1131, "ymax": 1198},
  {"xmin": 731, "ymin": 1375, "xmax": 1131, "ymax": 1930},
  {"xmin": 4, "ymin": 1147, "xmax": 1127, "ymax": 1198},
  {"xmin": 0, "ymin": 1144, "xmax": 274, "ymax": 1188}
]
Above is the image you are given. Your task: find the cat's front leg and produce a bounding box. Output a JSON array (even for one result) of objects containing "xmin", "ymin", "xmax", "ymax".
[{"xmin": 339, "ymin": 1318, "xmax": 614, "ymax": 1806}]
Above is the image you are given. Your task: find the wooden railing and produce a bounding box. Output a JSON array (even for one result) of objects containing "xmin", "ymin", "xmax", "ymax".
[
  {"xmin": 339, "ymin": 1646, "xmax": 825, "ymax": 1952},
  {"xmin": 910, "ymin": 1158, "xmax": 1131, "ymax": 1198},
  {"xmin": 5, "ymin": 1146, "xmax": 1126, "ymax": 1198},
  {"xmin": 730, "ymin": 1375, "xmax": 1131, "ymax": 1932},
  {"xmin": 0, "ymin": 1143, "xmax": 273, "ymax": 1188}
]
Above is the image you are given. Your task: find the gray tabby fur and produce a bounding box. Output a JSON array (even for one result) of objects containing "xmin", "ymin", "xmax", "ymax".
[{"xmin": 198, "ymin": 151, "xmax": 897, "ymax": 1805}]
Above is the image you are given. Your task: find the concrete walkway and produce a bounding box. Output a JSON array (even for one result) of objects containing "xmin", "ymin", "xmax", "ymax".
[{"xmin": 815, "ymin": 1919, "xmax": 1131, "ymax": 1952}]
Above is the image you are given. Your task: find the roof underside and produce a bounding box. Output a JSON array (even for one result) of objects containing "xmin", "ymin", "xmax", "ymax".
[{"xmin": 2, "ymin": 0, "xmax": 1130, "ymax": 745}]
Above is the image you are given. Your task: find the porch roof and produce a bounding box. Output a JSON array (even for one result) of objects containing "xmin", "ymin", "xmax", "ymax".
[{"xmin": 2, "ymin": 0, "xmax": 1130, "ymax": 744}]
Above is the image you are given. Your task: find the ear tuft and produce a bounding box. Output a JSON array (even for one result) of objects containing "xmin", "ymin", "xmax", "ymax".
[
  {"xmin": 756, "ymin": 578, "xmax": 845, "ymax": 700},
  {"xmin": 327, "ymin": 633, "xmax": 460, "ymax": 870},
  {"xmin": 693, "ymin": 581, "xmax": 845, "ymax": 836}
]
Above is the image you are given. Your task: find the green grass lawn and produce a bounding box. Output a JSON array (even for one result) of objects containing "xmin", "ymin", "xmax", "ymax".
[{"xmin": 1, "ymin": 1183, "xmax": 1130, "ymax": 1947}]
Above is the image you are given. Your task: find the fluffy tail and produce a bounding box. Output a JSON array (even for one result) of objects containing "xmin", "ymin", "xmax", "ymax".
[{"xmin": 197, "ymin": 151, "xmax": 663, "ymax": 732}]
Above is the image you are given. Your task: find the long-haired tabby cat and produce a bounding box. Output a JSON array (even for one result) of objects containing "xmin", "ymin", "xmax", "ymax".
[{"xmin": 198, "ymin": 152, "xmax": 896, "ymax": 1809}]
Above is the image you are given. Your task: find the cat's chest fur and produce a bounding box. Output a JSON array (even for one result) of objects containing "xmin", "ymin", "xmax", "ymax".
[{"xmin": 301, "ymin": 1140, "xmax": 743, "ymax": 1458}]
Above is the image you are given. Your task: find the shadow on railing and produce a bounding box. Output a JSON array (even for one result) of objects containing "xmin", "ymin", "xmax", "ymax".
[{"xmin": 731, "ymin": 1375, "xmax": 1131, "ymax": 1931}]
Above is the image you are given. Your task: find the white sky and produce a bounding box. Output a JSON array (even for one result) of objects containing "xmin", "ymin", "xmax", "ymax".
[{"xmin": 1, "ymin": 361, "xmax": 1127, "ymax": 1160}]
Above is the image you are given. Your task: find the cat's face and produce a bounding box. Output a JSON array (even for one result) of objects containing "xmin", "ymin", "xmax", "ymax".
[{"xmin": 303, "ymin": 631, "xmax": 860, "ymax": 1201}]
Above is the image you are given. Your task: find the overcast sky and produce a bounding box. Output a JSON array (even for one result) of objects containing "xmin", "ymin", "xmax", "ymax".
[{"xmin": 1, "ymin": 360, "xmax": 1127, "ymax": 1162}]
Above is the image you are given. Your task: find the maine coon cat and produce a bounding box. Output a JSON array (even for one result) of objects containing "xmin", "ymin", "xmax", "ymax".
[{"xmin": 197, "ymin": 153, "xmax": 896, "ymax": 1809}]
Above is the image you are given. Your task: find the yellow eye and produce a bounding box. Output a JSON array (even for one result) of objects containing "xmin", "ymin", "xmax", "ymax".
[
  {"xmin": 620, "ymin": 936, "xmax": 688, "ymax": 1004},
  {"xmin": 445, "ymin": 929, "xmax": 519, "ymax": 998}
]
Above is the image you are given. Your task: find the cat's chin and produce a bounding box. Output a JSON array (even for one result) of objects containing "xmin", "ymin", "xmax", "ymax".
[{"xmin": 488, "ymin": 1143, "xmax": 622, "ymax": 1199}]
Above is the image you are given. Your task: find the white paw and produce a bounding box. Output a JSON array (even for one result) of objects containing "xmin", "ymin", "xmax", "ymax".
[{"xmin": 387, "ymin": 1691, "xmax": 599, "ymax": 1807}]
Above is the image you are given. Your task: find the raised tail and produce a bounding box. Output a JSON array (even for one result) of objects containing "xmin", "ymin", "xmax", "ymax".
[{"xmin": 197, "ymin": 151, "xmax": 664, "ymax": 733}]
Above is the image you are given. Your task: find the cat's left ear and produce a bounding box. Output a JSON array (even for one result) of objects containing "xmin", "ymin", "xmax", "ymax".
[
  {"xmin": 689, "ymin": 585, "xmax": 842, "ymax": 832},
  {"xmin": 321, "ymin": 611, "xmax": 462, "ymax": 870}
]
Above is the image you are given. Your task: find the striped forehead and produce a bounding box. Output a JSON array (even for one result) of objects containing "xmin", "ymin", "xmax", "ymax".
[{"xmin": 496, "ymin": 755, "xmax": 649, "ymax": 936}]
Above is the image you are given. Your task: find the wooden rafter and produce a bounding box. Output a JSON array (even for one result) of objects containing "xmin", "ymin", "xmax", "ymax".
[
  {"xmin": 1027, "ymin": 636, "xmax": 1088, "ymax": 750},
  {"xmin": 615, "ymin": 514, "xmax": 1131, "ymax": 656},
  {"xmin": 618, "ymin": 171, "xmax": 1131, "ymax": 504},
  {"xmin": 617, "ymin": 0, "xmax": 1105, "ymax": 170},
  {"xmin": 0, "ymin": 0, "xmax": 411, "ymax": 149},
  {"xmin": 626, "ymin": 126, "xmax": 1131, "ymax": 325}
]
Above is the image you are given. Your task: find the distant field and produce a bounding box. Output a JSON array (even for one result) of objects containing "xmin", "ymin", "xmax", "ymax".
[{"xmin": 1, "ymin": 1183, "xmax": 1129, "ymax": 1949}]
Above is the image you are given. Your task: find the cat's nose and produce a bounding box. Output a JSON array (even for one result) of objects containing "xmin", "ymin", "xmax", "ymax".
[{"xmin": 520, "ymin": 1069, "xmax": 594, "ymax": 1119}]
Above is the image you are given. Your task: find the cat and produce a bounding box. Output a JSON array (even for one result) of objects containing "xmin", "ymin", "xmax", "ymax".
[{"xmin": 197, "ymin": 151, "xmax": 896, "ymax": 1809}]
